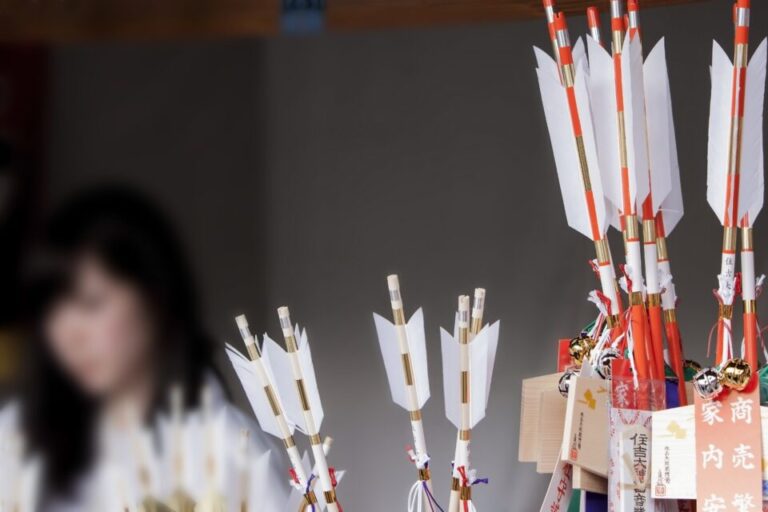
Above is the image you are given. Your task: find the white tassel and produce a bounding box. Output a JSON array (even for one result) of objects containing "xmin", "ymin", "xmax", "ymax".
[{"xmin": 407, "ymin": 481, "xmax": 427, "ymax": 512}]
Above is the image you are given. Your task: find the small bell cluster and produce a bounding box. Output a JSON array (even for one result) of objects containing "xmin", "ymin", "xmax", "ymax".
[
  {"xmin": 692, "ymin": 358, "xmax": 753, "ymax": 400},
  {"xmin": 558, "ymin": 334, "xmax": 620, "ymax": 397}
]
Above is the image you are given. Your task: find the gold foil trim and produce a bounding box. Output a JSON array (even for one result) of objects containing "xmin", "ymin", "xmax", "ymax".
[
  {"xmin": 246, "ymin": 344, "xmax": 260, "ymax": 361},
  {"xmin": 296, "ymin": 380, "xmax": 310, "ymax": 411},
  {"xmin": 656, "ymin": 236, "xmax": 668, "ymax": 260},
  {"xmin": 562, "ymin": 64, "xmax": 575, "ymax": 88},
  {"xmin": 642, "ymin": 219, "xmax": 656, "ymax": 243},
  {"xmin": 741, "ymin": 227, "xmax": 754, "ymax": 250},
  {"xmin": 304, "ymin": 492, "xmax": 318, "ymax": 505},
  {"xmin": 623, "ymin": 215, "xmax": 639, "ymax": 240},
  {"xmin": 647, "ymin": 293, "xmax": 661, "ymax": 308},
  {"xmin": 575, "ymin": 136, "xmax": 591, "ymax": 191},
  {"xmin": 323, "ymin": 490, "xmax": 337, "ymax": 504},
  {"xmin": 471, "ymin": 317, "xmax": 482, "ymax": 335},
  {"xmin": 418, "ymin": 468, "xmax": 431, "ymax": 481},
  {"xmin": 309, "ymin": 434, "xmax": 322, "ymax": 446},
  {"xmin": 451, "ymin": 478, "xmax": 461, "ymax": 491},
  {"xmin": 606, "ymin": 314, "xmax": 620, "ymax": 328},
  {"xmin": 460, "ymin": 486, "xmax": 472, "ymax": 501},
  {"xmin": 594, "ymin": 239, "xmax": 610, "ymax": 264},
  {"xmin": 393, "ymin": 308, "xmax": 406, "ymax": 326},
  {"xmin": 409, "ymin": 410, "xmax": 422, "ymax": 421},
  {"xmin": 719, "ymin": 304, "xmax": 734, "ymax": 320},
  {"xmin": 617, "ymin": 111, "xmax": 628, "ymax": 168},
  {"xmin": 459, "ymin": 429, "xmax": 471, "ymax": 441},
  {"xmin": 629, "ymin": 291, "xmax": 644, "ymax": 306},
  {"xmin": 723, "ymin": 226, "xmax": 737, "ymax": 252},
  {"xmin": 612, "ymin": 31, "xmax": 624, "ymax": 56},
  {"xmin": 744, "ymin": 300, "xmax": 757, "ymax": 314},
  {"xmin": 736, "ymin": 43, "xmax": 749, "ymax": 67},
  {"xmin": 264, "ymin": 385, "xmax": 281, "ymax": 416},
  {"xmin": 283, "ymin": 436, "xmax": 296, "ymax": 449},
  {"xmin": 402, "ymin": 354, "xmax": 415, "ymax": 386},
  {"xmin": 285, "ymin": 335, "xmax": 299, "ymax": 353},
  {"xmin": 461, "ymin": 371, "xmax": 469, "ymax": 403},
  {"xmin": 663, "ymin": 309, "xmax": 677, "ymax": 324}
]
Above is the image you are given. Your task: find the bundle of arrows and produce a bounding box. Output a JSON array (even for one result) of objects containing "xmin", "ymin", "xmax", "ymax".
[
  {"xmin": 520, "ymin": 0, "xmax": 767, "ymax": 511},
  {"xmin": 373, "ymin": 275, "xmax": 500, "ymax": 511},
  {"xmin": 227, "ymin": 308, "xmax": 344, "ymax": 512}
]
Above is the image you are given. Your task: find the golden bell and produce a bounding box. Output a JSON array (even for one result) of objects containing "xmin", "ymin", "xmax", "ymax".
[
  {"xmin": 719, "ymin": 358, "xmax": 752, "ymax": 391},
  {"xmin": 569, "ymin": 336, "xmax": 593, "ymax": 365}
]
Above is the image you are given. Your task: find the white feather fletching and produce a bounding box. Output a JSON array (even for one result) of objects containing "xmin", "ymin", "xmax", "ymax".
[
  {"xmin": 535, "ymin": 46, "xmax": 606, "ymax": 238},
  {"xmin": 372, "ymin": 308, "xmax": 430, "ymax": 410},
  {"xmin": 741, "ymin": 38, "xmax": 767, "ymax": 224},
  {"xmin": 573, "ymin": 37, "xmax": 586, "ymax": 70},
  {"xmin": 623, "ymin": 35, "xmax": 646, "ymax": 214},
  {"xmin": 262, "ymin": 328, "xmax": 324, "ymax": 433},
  {"xmin": 641, "ymin": 38, "xmax": 674, "ymax": 217},
  {"xmin": 587, "ymin": 36, "xmax": 623, "ymax": 217},
  {"xmin": 708, "ymin": 41, "xmax": 738, "ymax": 224},
  {"xmin": 658, "ymin": 56, "xmax": 684, "ymax": 234},
  {"xmin": 225, "ymin": 343, "xmax": 293, "ymax": 439},
  {"xmin": 440, "ymin": 321, "xmax": 500, "ymax": 429}
]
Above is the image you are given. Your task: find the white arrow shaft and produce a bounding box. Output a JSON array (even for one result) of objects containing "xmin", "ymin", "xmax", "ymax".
[
  {"xmin": 643, "ymin": 240, "xmax": 660, "ymax": 294},
  {"xmin": 597, "ymin": 262, "xmax": 621, "ymax": 316},
  {"xmin": 460, "ymin": 342, "xmax": 470, "ymax": 430},
  {"xmin": 625, "ymin": 238, "xmax": 644, "ymax": 292},
  {"xmin": 285, "ymin": 444, "xmax": 309, "ymax": 492},
  {"xmin": 658, "ymin": 260, "xmax": 676, "ymax": 311},
  {"xmin": 283, "ymin": 346, "xmax": 338, "ymax": 512},
  {"xmin": 250, "ymin": 357, "xmax": 310, "ymax": 488},
  {"xmin": 393, "ymin": 323, "xmax": 430, "ymax": 462},
  {"xmin": 742, "ymin": 245, "xmax": 756, "ymax": 301}
]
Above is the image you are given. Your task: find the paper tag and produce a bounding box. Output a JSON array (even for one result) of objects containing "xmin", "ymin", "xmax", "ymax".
[
  {"xmin": 695, "ymin": 386, "xmax": 762, "ymax": 511},
  {"xmin": 562, "ymin": 376, "xmax": 610, "ymax": 476},
  {"xmin": 609, "ymin": 408, "xmax": 654, "ymax": 511},
  {"xmin": 540, "ymin": 457, "xmax": 574, "ymax": 512},
  {"xmin": 651, "ymin": 405, "xmax": 696, "ymax": 499}
]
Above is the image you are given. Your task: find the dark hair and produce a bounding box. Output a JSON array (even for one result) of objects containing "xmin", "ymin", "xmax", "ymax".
[{"xmin": 21, "ymin": 185, "xmax": 216, "ymax": 494}]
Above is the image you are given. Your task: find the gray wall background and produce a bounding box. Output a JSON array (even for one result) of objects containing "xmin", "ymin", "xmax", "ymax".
[{"xmin": 44, "ymin": 0, "xmax": 768, "ymax": 508}]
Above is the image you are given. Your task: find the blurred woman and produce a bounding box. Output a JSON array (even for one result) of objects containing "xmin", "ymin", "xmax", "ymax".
[{"xmin": 21, "ymin": 186, "xmax": 286, "ymax": 511}]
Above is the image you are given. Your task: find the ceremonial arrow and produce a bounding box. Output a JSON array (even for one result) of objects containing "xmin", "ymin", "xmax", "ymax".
[
  {"xmin": 535, "ymin": 12, "xmax": 624, "ymax": 341},
  {"xmin": 226, "ymin": 314, "xmax": 319, "ymax": 510},
  {"xmin": 707, "ymin": 0, "xmax": 767, "ymax": 369}
]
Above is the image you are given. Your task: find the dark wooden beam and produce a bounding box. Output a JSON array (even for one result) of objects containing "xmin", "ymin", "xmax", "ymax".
[
  {"xmin": 0, "ymin": 0, "xmax": 280, "ymax": 42},
  {"xmin": 0, "ymin": 0, "xmax": 702, "ymax": 43},
  {"xmin": 327, "ymin": 0, "xmax": 701, "ymax": 31}
]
